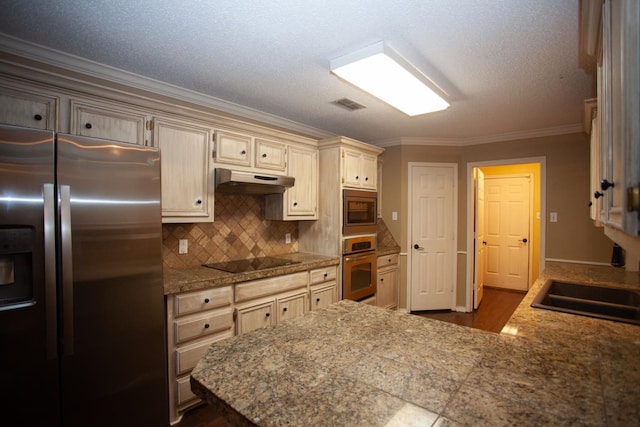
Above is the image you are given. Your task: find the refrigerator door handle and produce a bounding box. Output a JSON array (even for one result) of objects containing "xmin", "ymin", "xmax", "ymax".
[
  {"xmin": 60, "ymin": 185, "xmax": 74, "ymax": 356},
  {"xmin": 43, "ymin": 183, "xmax": 58, "ymax": 360}
]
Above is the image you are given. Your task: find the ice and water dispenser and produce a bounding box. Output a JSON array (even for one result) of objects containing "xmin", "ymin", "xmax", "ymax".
[{"xmin": 0, "ymin": 227, "xmax": 34, "ymax": 310}]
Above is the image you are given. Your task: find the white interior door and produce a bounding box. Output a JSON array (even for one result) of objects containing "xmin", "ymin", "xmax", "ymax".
[
  {"xmin": 410, "ymin": 164, "xmax": 456, "ymax": 311},
  {"xmin": 474, "ymin": 169, "xmax": 485, "ymax": 309},
  {"xmin": 483, "ymin": 175, "xmax": 531, "ymax": 291}
]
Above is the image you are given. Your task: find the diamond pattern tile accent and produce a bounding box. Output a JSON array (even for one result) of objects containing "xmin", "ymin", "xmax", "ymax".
[{"xmin": 162, "ymin": 193, "xmax": 298, "ymax": 269}]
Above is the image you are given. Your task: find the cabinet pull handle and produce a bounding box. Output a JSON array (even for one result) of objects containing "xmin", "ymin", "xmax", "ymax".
[
  {"xmin": 85, "ymin": 123, "xmax": 92, "ymax": 129},
  {"xmin": 34, "ymin": 114, "xmax": 43, "ymax": 121},
  {"xmin": 204, "ymin": 323, "xmax": 210, "ymax": 329},
  {"xmin": 600, "ymin": 179, "xmax": 615, "ymax": 191},
  {"xmin": 204, "ymin": 298, "xmax": 210, "ymax": 304}
]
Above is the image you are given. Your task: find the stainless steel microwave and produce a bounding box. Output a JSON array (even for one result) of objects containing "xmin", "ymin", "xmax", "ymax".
[{"xmin": 343, "ymin": 189, "xmax": 377, "ymax": 235}]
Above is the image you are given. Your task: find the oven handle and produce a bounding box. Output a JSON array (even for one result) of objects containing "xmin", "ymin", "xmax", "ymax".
[{"xmin": 344, "ymin": 252, "xmax": 376, "ymax": 262}]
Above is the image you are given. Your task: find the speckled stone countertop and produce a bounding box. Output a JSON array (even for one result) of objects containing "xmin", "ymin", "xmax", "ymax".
[
  {"xmin": 191, "ymin": 262, "xmax": 640, "ymax": 426},
  {"xmin": 164, "ymin": 253, "xmax": 340, "ymax": 295}
]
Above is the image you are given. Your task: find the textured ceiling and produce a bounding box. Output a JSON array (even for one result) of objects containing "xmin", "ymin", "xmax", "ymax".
[{"xmin": 0, "ymin": 0, "xmax": 594, "ymax": 144}]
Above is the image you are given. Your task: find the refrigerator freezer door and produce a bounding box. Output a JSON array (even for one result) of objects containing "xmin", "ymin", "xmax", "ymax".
[
  {"xmin": 0, "ymin": 125, "xmax": 61, "ymax": 426},
  {"xmin": 56, "ymin": 134, "xmax": 168, "ymax": 426}
]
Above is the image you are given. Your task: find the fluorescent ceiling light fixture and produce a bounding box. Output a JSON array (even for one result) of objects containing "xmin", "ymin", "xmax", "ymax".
[{"xmin": 330, "ymin": 42, "xmax": 450, "ymax": 116}]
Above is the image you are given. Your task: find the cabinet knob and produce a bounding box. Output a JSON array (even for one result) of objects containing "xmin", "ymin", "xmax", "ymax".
[
  {"xmin": 316, "ymin": 298, "xmax": 321, "ymax": 303},
  {"xmin": 293, "ymin": 202, "xmax": 298, "ymax": 206},
  {"xmin": 85, "ymin": 123, "xmax": 92, "ymax": 129},
  {"xmin": 33, "ymin": 114, "xmax": 43, "ymax": 121},
  {"xmin": 594, "ymin": 191, "xmax": 604, "ymax": 199},
  {"xmin": 282, "ymin": 307, "xmax": 288, "ymax": 312},
  {"xmin": 204, "ymin": 323, "xmax": 210, "ymax": 329},
  {"xmin": 323, "ymin": 273, "xmax": 327, "ymax": 278},
  {"xmin": 355, "ymin": 175, "xmax": 359, "ymax": 180},
  {"xmin": 600, "ymin": 179, "xmax": 615, "ymax": 191},
  {"xmin": 265, "ymin": 312, "xmax": 270, "ymax": 317},
  {"xmin": 196, "ymin": 199, "xmax": 202, "ymax": 205},
  {"xmin": 262, "ymin": 153, "xmax": 267, "ymax": 158},
  {"xmin": 204, "ymin": 298, "xmax": 210, "ymax": 304},
  {"xmin": 365, "ymin": 177, "xmax": 369, "ymax": 181},
  {"xmin": 241, "ymin": 150, "xmax": 246, "ymax": 155},
  {"xmin": 388, "ymin": 258, "xmax": 391, "ymax": 262},
  {"xmin": 381, "ymin": 278, "xmax": 384, "ymax": 282}
]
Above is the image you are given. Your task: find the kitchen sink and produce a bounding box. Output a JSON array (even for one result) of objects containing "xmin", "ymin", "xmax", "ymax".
[{"xmin": 531, "ymin": 280, "xmax": 640, "ymax": 325}]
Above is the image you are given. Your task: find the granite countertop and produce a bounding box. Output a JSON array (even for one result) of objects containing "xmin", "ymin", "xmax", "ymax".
[
  {"xmin": 164, "ymin": 252, "xmax": 340, "ymax": 295},
  {"xmin": 190, "ymin": 262, "xmax": 640, "ymax": 426}
]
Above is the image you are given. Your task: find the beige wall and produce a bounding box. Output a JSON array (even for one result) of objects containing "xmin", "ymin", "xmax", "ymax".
[{"xmin": 380, "ymin": 132, "xmax": 614, "ymax": 309}]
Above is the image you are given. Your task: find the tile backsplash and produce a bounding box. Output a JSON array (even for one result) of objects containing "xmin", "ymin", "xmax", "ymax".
[{"xmin": 162, "ymin": 193, "xmax": 298, "ymax": 269}]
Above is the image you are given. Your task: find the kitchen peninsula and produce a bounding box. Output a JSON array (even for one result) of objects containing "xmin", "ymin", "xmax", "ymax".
[{"xmin": 191, "ymin": 262, "xmax": 640, "ymax": 426}]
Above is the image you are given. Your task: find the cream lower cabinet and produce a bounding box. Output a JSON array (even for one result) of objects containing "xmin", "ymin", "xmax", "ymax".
[
  {"xmin": 167, "ymin": 286, "xmax": 234, "ymax": 425},
  {"xmin": 0, "ymin": 84, "xmax": 58, "ymax": 130},
  {"xmin": 309, "ymin": 266, "xmax": 338, "ymax": 311},
  {"xmin": 234, "ymin": 271, "xmax": 308, "ymax": 335},
  {"xmin": 377, "ymin": 254, "xmax": 399, "ymax": 309},
  {"xmin": 153, "ymin": 117, "xmax": 214, "ymax": 222}
]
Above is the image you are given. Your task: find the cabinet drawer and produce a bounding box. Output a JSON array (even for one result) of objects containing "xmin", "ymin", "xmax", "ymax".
[
  {"xmin": 176, "ymin": 375, "xmax": 198, "ymax": 407},
  {"xmin": 215, "ymin": 130, "xmax": 251, "ymax": 166},
  {"xmin": 235, "ymin": 272, "xmax": 307, "ymax": 303},
  {"xmin": 174, "ymin": 307, "xmax": 234, "ymax": 344},
  {"xmin": 309, "ymin": 266, "xmax": 337, "ymax": 285},
  {"xmin": 235, "ymin": 300, "xmax": 275, "ymax": 335},
  {"xmin": 175, "ymin": 331, "xmax": 233, "ymax": 375},
  {"xmin": 377, "ymin": 253, "xmax": 399, "ymax": 269},
  {"xmin": 174, "ymin": 286, "xmax": 233, "ymax": 316},
  {"xmin": 255, "ymin": 138, "xmax": 286, "ymax": 171}
]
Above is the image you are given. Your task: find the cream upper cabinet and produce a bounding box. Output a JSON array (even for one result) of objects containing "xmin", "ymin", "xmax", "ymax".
[
  {"xmin": 595, "ymin": 0, "xmax": 639, "ymax": 236},
  {"xmin": 342, "ymin": 147, "xmax": 378, "ymax": 190},
  {"xmin": 0, "ymin": 85, "xmax": 58, "ymax": 130},
  {"xmin": 214, "ymin": 130, "xmax": 252, "ymax": 167},
  {"xmin": 265, "ymin": 144, "xmax": 318, "ymax": 220},
  {"xmin": 70, "ymin": 99, "xmax": 150, "ymax": 145},
  {"xmin": 153, "ymin": 117, "xmax": 214, "ymax": 222},
  {"xmin": 255, "ymin": 138, "xmax": 287, "ymax": 172}
]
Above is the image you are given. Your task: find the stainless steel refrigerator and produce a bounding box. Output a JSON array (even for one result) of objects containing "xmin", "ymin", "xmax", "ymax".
[{"xmin": 0, "ymin": 125, "xmax": 168, "ymax": 426}]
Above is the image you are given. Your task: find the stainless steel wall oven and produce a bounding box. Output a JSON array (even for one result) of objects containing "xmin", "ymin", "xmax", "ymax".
[{"xmin": 342, "ymin": 235, "xmax": 377, "ymax": 301}]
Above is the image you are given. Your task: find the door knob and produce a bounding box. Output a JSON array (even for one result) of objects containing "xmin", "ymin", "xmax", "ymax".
[
  {"xmin": 519, "ymin": 238, "xmax": 528, "ymax": 243},
  {"xmin": 413, "ymin": 244, "xmax": 424, "ymax": 250}
]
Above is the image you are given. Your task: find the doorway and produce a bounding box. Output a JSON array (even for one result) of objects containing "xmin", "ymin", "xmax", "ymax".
[{"xmin": 466, "ymin": 158, "xmax": 545, "ymax": 312}]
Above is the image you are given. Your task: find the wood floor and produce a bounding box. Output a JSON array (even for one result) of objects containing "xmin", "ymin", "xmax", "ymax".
[
  {"xmin": 176, "ymin": 287, "xmax": 525, "ymax": 427},
  {"xmin": 413, "ymin": 286, "xmax": 526, "ymax": 333}
]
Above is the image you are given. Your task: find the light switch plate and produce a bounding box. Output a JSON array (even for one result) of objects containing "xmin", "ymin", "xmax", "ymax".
[
  {"xmin": 178, "ymin": 239, "xmax": 188, "ymax": 254},
  {"xmin": 392, "ymin": 211, "xmax": 398, "ymax": 221},
  {"xmin": 550, "ymin": 212, "xmax": 558, "ymax": 223},
  {"xmin": 285, "ymin": 233, "xmax": 291, "ymax": 244}
]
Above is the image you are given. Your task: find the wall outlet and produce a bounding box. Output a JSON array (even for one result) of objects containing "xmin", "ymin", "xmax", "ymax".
[
  {"xmin": 550, "ymin": 212, "xmax": 558, "ymax": 223},
  {"xmin": 178, "ymin": 239, "xmax": 188, "ymax": 254},
  {"xmin": 285, "ymin": 233, "xmax": 291, "ymax": 244},
  {"xmin": 392, "ymin": 211, "xmax": 398, "ymax": 221}
]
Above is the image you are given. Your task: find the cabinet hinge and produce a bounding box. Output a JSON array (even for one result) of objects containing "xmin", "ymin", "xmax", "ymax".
[
  {"xmin": 627, "ymin": 186, "xmax": 640, "ymax": 214},
  {"xmin": 146, "ymin": 120, "xmax": 154, "ymax": 131},
  {"xmin": 212, "ymin": 149, "xmax": 216, "ymax": 159}
]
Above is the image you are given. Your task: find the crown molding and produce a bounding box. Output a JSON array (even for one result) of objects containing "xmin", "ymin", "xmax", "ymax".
[
  {"xmin": 370, "ymin": 123, "xmax": 583, "ymax": 147},
  {"xmin": 0, "ymin": 33, "xmax": 335, "ymax": 140}
]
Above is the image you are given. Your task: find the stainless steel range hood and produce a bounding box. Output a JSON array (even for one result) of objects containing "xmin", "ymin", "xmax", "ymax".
[{"xmin": 215, "ymin": 168, "xmax": 295, "ymax": 195}]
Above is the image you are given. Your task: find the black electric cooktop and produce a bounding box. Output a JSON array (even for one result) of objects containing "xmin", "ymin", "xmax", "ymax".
[{"xmin": 203, "ymin": 256, "xmax": 300, "ymax": 274}]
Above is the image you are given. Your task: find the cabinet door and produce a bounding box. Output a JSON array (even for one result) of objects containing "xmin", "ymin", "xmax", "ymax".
[
  {"xmin": 342, "ymin": 148, "xmax": 362, "ymax": 187},
  {"xmin": 377, "ymin": 267, "xmax": 398, "ymax": 309},
  {"xmin": 255, "ymin": 138, "xmax": 286, "ymax": 171},
  {"xmin": 71, "ymin": 100, "xmax": 149, "ymax": 145},
  {"xmin": 361, "ymin": 153, "xmax": 378, "ymax": 190},
  {"xmin": 214, "ymin": 130, "xmax": 252, "ymax": 167},
  {"xmin": 236, "ymin": 300, "xmax": 275, "ymax": 335},
  {"xmin": 154, "ymin": 118, "xmax": 213, "ymax": 222},
  {"xmin": 310, "ymin": 283, "xmax": 337, "ymax": 311},
  {"xmin": 0, "ymin": 86, "xmax": 57, "ymax": 130},
  {"xmin": 277, "ymin": 292, "xmax": 308, "ymax": 322},
  {"xmin": 287, "ymin": 145, "xmax": 318, "ymax": 217}
]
